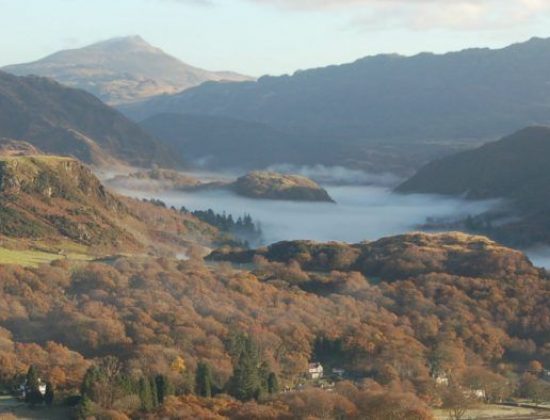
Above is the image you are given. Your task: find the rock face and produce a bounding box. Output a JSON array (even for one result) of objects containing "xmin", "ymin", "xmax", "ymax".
[
  {"xmin": 0, "ymin": 155, "xmax": 218, "ymax": 254},
  {"xmin": 232, "ymin": 171, "xmax": 335, "ymax": 202},
  {"xmin": 0, "ymin": 155, "xmax": 132, "ymax": 247},
  {"xmin": 0, "ymin": 70, "xmax": 181, "ymax": 168},
  {"xmin": 3, "ymin": 36, "xmax": 252, "ymax": 105}
]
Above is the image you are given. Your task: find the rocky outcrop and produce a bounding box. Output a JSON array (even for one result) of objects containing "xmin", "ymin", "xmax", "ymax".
[{"xmin": 232, "ymin": 171, "xmax": 334, "ymax": 202}]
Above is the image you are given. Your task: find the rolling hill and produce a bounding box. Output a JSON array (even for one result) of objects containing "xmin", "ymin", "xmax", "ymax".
[
  {"xmin": 0, "ymin": 70, "xmax": 181, "ymax": 168},
  {"xmin": 3, "ymin": 36, "xmax": 252, "ymax": 105},
  {"xmin": 124, "ymin": 37, "xmax": 550, "ymax": 174}
]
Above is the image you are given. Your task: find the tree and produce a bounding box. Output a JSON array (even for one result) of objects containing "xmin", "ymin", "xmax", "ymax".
[
  {"xmin": 195, "ymin": 362, "xmax": 213, "ymax": 398},
  {"xmin": 44, "ymin": 382, "xmax": 54, "ymax": 406},
  {"xmin": 77, "ymin": 396, "xmax": 94, "ymax": 419},
  {"xmin": 441, "ymin": 383, "xmax": 473, "ymax": 420},
  {"xmin": 155, "ymin": 374, "xmax": 173, "ymax": 404},
  {"xmin": 529, "ymin": 360, "xmax": 544, "ymax": 373},
  {"xmin": 139, "ymin": 377, "xmax": 155, "ymax": 411},
  {"xmin": 267, "ymin": 372, "xmax": 279, "ymax": 395},
  {"xmin": 25, "ymin": 365, "xmax": 43, "ymax": 406},
  {"xmin": 227, "ymin": 338, "xmax": 262, "ymax": 401}
]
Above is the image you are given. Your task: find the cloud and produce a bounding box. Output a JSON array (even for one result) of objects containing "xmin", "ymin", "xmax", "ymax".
[{"xmin": 248, "ymin": 0, "xmax": 550, "ymax": 31}]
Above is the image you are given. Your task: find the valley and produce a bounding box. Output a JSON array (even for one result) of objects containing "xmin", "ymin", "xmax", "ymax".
[{"xmin": 2, "ymin": 8, "xmax": 550, "ymax": 419}]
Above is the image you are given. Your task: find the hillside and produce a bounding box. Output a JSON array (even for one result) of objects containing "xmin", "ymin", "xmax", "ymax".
[
  {"xmin": 209, "ymin": 231, "xmax": 534, "ymax": 279},
  {"xmin": 139, "ymin": 113, "xmax": 308, "ymax": 170},
  {"xmin": 0, "ymin": 70, "xmax": 180, "ymax": 168},
  {"xmin": 3, "ymin": 36, "xmax": 252, "ymax": 105},
  {"xmin": 0, "ymin": 154, "xmax": 217, "ymax": 258},
  {"xmin": 2, "ymin": 231, "xmax": 550, "ymax": 418},
  {"xmin": 397, "ymin": 126, "xmax": 550, "ymax": 245},
  {"xmin": 397, "ymin": 126, "xmax": 550, "ymax": 202},
  {"xmin": 123, "ymin": 37, "xmax": 550, "ymax": 173}
]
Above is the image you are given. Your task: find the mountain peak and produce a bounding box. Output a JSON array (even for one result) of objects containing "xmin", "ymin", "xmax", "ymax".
[
  {"xmin": 88, "ymin": 35, "xmax": 157, "ymax": 52},
  {"xmin": 2, "ymin": 37, "xmax": 252, "ymax": 105}
]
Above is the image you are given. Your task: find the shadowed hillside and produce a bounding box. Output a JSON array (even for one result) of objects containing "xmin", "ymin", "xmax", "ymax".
[
  {"xmin": 0, "ymin": 71, "xmax": 181, "ymax": 168},
  {"xmin": 124, "ymin": 37, "xmax": 550, "ymax": 173},
  {"xmin": 397, "ymin": 126, "xmax": 550, "ymax": 246}
]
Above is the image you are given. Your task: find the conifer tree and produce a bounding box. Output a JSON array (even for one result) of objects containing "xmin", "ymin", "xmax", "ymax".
[
  {"xmin": 138, "ymin": 377, "xmax": 154, "ymax": 411},
  {"xmin": 227, "ymin": 336, "xmax": 262, "ymax": 401},
  {"xmin": 195, "ymin": 362, "xmax": 213, "ymax": 398},
  {"xmin": 155, "ymin": 374, "xmax": 173, "ymax": 404},
  {"xmin": 267, "ymin": 372, "xmax": 279, "ymax": 394}
]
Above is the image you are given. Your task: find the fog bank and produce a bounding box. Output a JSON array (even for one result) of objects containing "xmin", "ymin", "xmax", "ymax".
[{"xmin": 118, "ymin": 184, "xmax": 500, "ymax": 245}]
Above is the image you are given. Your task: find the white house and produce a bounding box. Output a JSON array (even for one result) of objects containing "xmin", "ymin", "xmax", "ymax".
[
  {"xmin": 308, "ymin": 362, "xmax": 324, "ymax": 380},
  {"xmin": 18, "ymin": 379, "xmax": 47, "ymax": 399}
]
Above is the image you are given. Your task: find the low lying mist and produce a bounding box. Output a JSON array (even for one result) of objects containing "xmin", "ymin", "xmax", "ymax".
[
  {"xmin": 266, "ymin": 164, "xmax": 402, "ymax": 186},
  {"xmin": 116, "ymin": 183, "xmax": 501, "ymax": 245},
  {"xmin": 524, "ymin": 247, "xmax": 550, "ymax": 270}
]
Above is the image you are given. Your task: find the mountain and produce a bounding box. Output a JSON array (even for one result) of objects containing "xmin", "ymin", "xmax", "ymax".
[
  {"xmin": 0, "ymin": 153, "xmax": 216, "ymax": 256},
  {"xmin": 397, "ymin": 126, "xmax": 550, "ymax": 246},
  {"xmin": 3, "ymin": 36, "xmax": 252, "ymax": 105},
  {"xmin": 0, "ymin": 70, "xmax": 181, "ymax": 167},
  {"xmin": 139, "ymin": 113, "xmax": 307, "ymax": 170},
  {"xmin": 124, "ymin": 37, "xmax": 550, "ymax": 174},
  {"xmin": 397, "ymin": 126, "xmax": 550, "ymax": 203}
]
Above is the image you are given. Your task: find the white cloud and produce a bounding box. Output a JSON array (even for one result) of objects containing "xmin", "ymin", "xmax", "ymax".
[{"xmin": 248, "ymin": 0, "xmax": 550, "ymax": 31}]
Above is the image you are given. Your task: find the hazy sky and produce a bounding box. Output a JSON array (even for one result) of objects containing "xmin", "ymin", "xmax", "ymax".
[{"xmin": 1, "ymin": 0, "xmax": 550, "ymax": 76}]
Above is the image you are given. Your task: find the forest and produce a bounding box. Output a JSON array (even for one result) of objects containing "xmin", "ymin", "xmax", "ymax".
[{"xmin": 1, "ymin": 231, "xmax": 550, "ymax": 418}]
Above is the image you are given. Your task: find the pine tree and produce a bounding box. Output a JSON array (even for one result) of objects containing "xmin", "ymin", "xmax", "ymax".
[
  {"xmin": 44, "ymin": 382, "xmax": 55, "ymax": 406},
  {"xmin": 227, "ymin": 336, "xmax": 262, "ymax": 401},
  {"xmin": 139, "ymin": 377, "xmax": 154, "ymax": 411},
  {"xmin": 259, "ymin": 361, "xmax": 270, "ymax": 396},
  {"xmin": 195, "ymin": 362, "xmax": 213, "ymax": 398},
  {"xmin": 150, "ymin": 377, "xmax": 158, "ymax": 408},
  {"xmin": 267, "ymin": 372, "xmax": 279, "ymax": 394},
  {"xmin": 155, "ymin": 374, "xmax": 173, "ymax": 404}
]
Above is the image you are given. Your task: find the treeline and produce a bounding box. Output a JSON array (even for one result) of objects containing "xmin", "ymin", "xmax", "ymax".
[
  {"xmin": 76, "ymin": 335, "xmax": 279, "ymax": 417},
  {"xmin": 181, "ymin": 207, "xmax": 263, "ymax": 247},
  {"xmin": 141, "ymin": 198, "xmax": 263, "ymax": 247}
]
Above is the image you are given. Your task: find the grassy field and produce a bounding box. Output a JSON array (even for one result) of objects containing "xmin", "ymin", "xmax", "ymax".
[
  {"xmin": 0, "ymin": 247, "xmax": 91, "ymax": 267},
  {"xmin": 0, "ymin": 395, "xmax": 72, "ymax": 419},
  {"xmin": 433, "ymin": 404, "xmax": 549, "ymax": 419}
]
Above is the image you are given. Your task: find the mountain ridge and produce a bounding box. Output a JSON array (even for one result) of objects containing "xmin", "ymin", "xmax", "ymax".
[
  {"xmin": 3, "ymin": 36, "xmax": 253, "ymax": 105},
  {"xmin": 122, "ymin": 36, "xmax": 550, "ymax": 174}
]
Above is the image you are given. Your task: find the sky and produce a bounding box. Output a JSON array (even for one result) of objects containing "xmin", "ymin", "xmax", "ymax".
[{"xmin": 1, "ymin": 0, "xmax": 550, "ymax": 76}]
